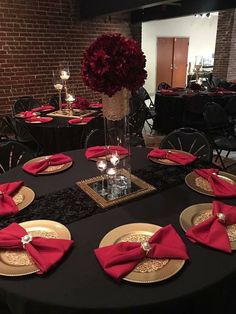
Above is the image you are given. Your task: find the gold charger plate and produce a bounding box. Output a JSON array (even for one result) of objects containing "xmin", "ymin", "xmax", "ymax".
[
  {"xmin": 13, "ymin": 186, "xmax": 35, "ymax": 212},
  {"xmin": 23, "ymin": 156, "xmax": 73, "ymax": 175},
  {"xmin": 179, "ymin": 203, "xmax": 236, "ymax": 250},
  {"xmin": 15, "ymin": 112, "xmax": 40, "ymax": 118},
  {"xmin": 0, "ymin": 220, "xmax": 71, "ymax": 276},
  {"xmin": 99, "ymin": 223, "xmax": 185, "ymax": 283},
  {"xmin": 185, "ymin": 171, "xmax": 236, "ymax": 196},
  {"xmin": 148, "ymin": 149, "xmax": 193, "ymax": 166}
]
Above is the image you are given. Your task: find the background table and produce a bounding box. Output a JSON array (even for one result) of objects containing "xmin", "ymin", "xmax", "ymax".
[
  {"xmin": 153, "ymin": 91, "xmax": 236, "ymax": 134},
  {"xmin": 0, "ymin": 148, "xmax": 236, "ymax": 314},
  {"xmin": 16, "ymin": 114, "xmax": 103, "ymax": 154}
]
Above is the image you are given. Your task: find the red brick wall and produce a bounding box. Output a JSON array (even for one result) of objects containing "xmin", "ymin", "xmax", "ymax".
[
  {"xmin": 213, "ymin": 9, "xmax": 236, "ymax": 81},
  {"xmin": 0, "ymin": 0, "xmax": 141, "ymax": 115}
]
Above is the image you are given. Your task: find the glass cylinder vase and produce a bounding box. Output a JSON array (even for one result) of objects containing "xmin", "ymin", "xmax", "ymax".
[{"xmin": 102, "ymin": 88, "xmax": 131, "ymax": 193}]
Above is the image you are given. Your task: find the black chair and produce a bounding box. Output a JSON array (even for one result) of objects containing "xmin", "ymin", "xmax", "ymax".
[
  {"xmin": 157, "ymin": 82, "xmax": 171, "ymax": 90},
  {"xmin": 84, "ymin": 129, "xmax": 105, "ymax": 148},
  {"xmin": 159, "ymin": 127, "xmax": 213, "ymax": 164},
  {"xmin": 12, "ymin": 96, "xmax": 41, "ymax": 115},
  {"xmin": 0, "ymin": 116, "xmax": 16, "ymax": 140},
  {"xmin": 0, "ymin": 141, "xmax": 33, "ymax": 174},
  {"xmin": 182, "ymin": 94, "xmax": 208, "ymax": 131},
  {"xmin": 48, "ymin": 94, "xmax": 65, "ymax": 110},
  {"xmin": 203, "ymin": 102, "xmax": 236, "ymax": 169},
  {"xmin": 135, "ymin": 87, "xmax": 156, "ymax": 132},
  {"xmin": 225, "ymin": 97, "xmax": 236, "ymax": 123}
]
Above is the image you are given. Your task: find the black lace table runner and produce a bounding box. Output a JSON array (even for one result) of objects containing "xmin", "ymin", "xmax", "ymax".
[{"xmin": 0, "ymin": 161, "xmax": 209, "ymax": 228}]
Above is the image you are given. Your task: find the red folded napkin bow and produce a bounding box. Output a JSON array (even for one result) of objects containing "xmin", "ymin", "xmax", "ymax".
[
  {"xmin": 95, "ymin": 225, "xmax": 189, "ymax": 280},
  {"xmin": 22, "ymin": 153, "xmax": 72, "ymax": 175},
  {"xmin": 68, "ymin": 117, "xmax": 94, "ymax": 125},
  {"xmin": 0, "ymin": 181, "xmax": 24, "ymax": 216},
  {"xmin": 148, "ymin": 148, "xmax": 196, "ymax": 165},
  {"xmin": 25, "ymin": 117, "xmax": 53, "ymax": 123},
  {"xmin": 194, "ymin": 169, "xmax": 236, "ymax": 197},
  {"xmin": 31, "ymin": 105, "xmax": 54, "ymax": 112},
  {"xmin": 186, "ymin": 201, "xmax": 236, "ymax": 253},
  {"xmin": 19, "ymin": 111, "xmax": 37, "ymax": 118},
  {"xmin": 85, "ymin": 146, "xmax": 129, "ymax": 159},
  {"xmin": 0, "ymin": 223, "xmax": 73, "ymax": 274}
]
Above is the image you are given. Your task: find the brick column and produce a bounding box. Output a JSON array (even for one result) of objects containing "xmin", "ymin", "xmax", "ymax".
[{"xmin": 213, "ymin": 9, "xmax": 236, "ymax": 81}]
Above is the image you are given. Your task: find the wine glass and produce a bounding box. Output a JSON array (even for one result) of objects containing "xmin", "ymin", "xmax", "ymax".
[
  {"xmin": 52, "ymin": 72, "xmax": 63, "ymax": 112},
  {"xmin": 96, "ymin": 160, "xmax": 108, "ymax": 196}
]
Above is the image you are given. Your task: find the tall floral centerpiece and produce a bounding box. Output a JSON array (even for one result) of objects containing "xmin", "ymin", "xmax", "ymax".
[{"xmin": 81, "ymin": 33, "xmax": 147, "ymax": 182}]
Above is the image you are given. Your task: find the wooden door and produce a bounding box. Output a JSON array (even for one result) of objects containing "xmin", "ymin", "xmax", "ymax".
[
  {"xmin": 156, "ymin": 37, "xmax": 189, "ymax": 88},
  {"xmin": 172, "ymin": 38, "xmax": 189, "ymax": 87},
  {"xmin": 156, "ymin": 38, "xmax": 173, "ymax": 87}
]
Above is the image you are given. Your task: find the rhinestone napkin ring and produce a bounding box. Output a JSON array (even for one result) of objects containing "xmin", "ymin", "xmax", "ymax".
[
  {"xmin": 21, "ymin": 234, "xmax": 32, "ymax": 248},
  {"xmin": 141, "ymin": 241, "xmax": 152, "ymax": 254}
]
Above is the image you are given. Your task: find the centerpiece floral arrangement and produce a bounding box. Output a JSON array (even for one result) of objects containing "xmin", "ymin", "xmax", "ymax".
[{"xmin": 81, "ymin": 33, "xmax": 147, "ymax": 97}]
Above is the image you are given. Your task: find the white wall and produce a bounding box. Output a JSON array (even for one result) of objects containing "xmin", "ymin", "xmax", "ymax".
[{"xmin": 142, "ymin": 14, "xmax": 218, "ymax": 95}]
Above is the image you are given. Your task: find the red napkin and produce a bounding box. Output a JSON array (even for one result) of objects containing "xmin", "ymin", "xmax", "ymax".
[
  {"xmin": 85, "ymin": 146, "xmax": 129, "ymax": 159},
  {"xmin": 25, "ymin": 117, "xmax": 53, "ymax": 123},
  {"xmin": 18, "ymin": 111, "xmax": 37, "ymax": 118},
  {"xmin": 89, "ymin": 103, "xmax": 103, "ymax": 109},
  {"xmin": 0, "ymin": 223, "xmax": 73, "ymax": 274},
  {"xmin": 22, "ymin": 153, "xmax": 72, "ymax": 175},
  {"xmin": 160, "ymin": 89, "xmax": 179, "ymax": 96},
  {"xmin": 194, "ymin": 169, "xmax": 236, "ymax": 197},
  {"xmin": 68, "ymin": 117, "xmax": 94, "ymax": 125},
  {"xmin": 0, "ymin": 181, "xmax": 24, "ymax": 216},
  {"xmin": 186, "ymin": 201, "xmax": 236, "ymax": 253},
  {"xmin": 31, "ymin": 105, "xmax": 54, "ymax": 112},
  {"xmin": 148, "ymin": 148, "xmax": 196, "ymax": 165},
  {"xmin": 95, "ymin": 225, "xmax": 189, "ymax": 280}
]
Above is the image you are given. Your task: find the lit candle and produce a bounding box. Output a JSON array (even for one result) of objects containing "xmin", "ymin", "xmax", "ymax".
[
  {"xmin": 66, "ymin": 93, "xmax": 75, "ymax": 102},
  {"xmin": 60, "ymin": 70, "xmax": 70, "ymax": 80},
  {"xmin": 106, "ymin": 167, "xmax": 116, "ymax": 177},
  {"xmin": 110, "ymin": 154, "xmax": 120, "ymax": 166}
]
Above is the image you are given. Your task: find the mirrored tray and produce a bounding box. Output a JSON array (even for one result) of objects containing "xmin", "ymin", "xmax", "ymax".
[
  {"xmin": 185, "ymin": 171, "xmax": 236, "ymax": 196},
  {"xmin": 47, "ymin": 109, "xmax": 96, "ymax": 119},
  {"xmin": 77, "ymin": 169, "xmax": 156, "ymax": 209},
  {"xmin": 99, "ymin": 223, "xmax": 185, "ymax": 283},
  {"xmin": 0, "ymin": 220, "xmax": 71, "ymax": 276},
  {"xmin": 179, "ymin": 203, "xmax": 236, "ymax": 250}
]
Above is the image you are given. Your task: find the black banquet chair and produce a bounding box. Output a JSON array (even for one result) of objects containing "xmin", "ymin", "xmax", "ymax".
[
  {"xmin": 0, "ymin": 141, "xmax": 34, "ymax": 174},
  {"xmin": 159, "ymin": 127, "xmax": 213, "ymax": 164},
  {"xmin": 12, "ymin": 96, "xmax": 42, "ymax": 115},
  {"xmin": 203, "ymin": 102, "xmax": 236, "ymax": 169}
]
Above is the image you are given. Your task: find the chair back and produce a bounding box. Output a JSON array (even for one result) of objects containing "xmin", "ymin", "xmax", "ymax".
[
  {"xmin": 84, "ymin": 129, "xmax": 105, "ymax": 148},
  {"xmin": 160, "ymin": 127, "xmax": 213, "ymax": 163},
  {"xmin": 203, "ymin": 102, "xmax": 230, "ymax": 132},
  {"xmin": 12, "ymin": 97, "xmax": 41, "ymax": 115},
  {"xmin": 129, "ymin": 102, "xmax": 149, "ymax": 136},
  {"xmin": 0, "ymin": 141, "xmax": 33, "ymax": 174},
  {"xmin": 48, "ymin": 94, "xmax": 65, "ymax": 110},
  {"xmin": 157, "ymin": 82, "xmax": 171, "ymax": 90}
]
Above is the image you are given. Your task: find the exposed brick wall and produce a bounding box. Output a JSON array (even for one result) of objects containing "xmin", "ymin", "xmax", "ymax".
[
  {"xmin": 0, "ymin": 0, "xmax": 141, "ymax": 115},
  {"xmin": 213, "ymin": 9, "xmax": 236, "ymax": 81}
]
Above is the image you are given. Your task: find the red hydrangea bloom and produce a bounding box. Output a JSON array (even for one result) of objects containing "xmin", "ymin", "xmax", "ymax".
[{"xmin": 81, "ymin": 33, "xmax": 147, "ymax": 97}]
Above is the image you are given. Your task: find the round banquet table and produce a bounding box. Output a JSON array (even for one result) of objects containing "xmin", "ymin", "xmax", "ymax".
[
  {"xmin": 0, "ymin": 148, "xmax": 236, "ymax": 314},
  {"xmin": 15, "ymin": 113, "xmax": 103, "ymax": 154},
  {"xmin": 153, "ymin": 91, "xmax": 236, "ymax": 134}
]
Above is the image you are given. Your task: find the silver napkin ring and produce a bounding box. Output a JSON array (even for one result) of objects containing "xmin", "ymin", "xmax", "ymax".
[
  {"xmin": 44, "ymin": 156, "xmax": 51, "ymax": 166},
  {"xmin": 21, "ymin": 234, "xmax": 32, "ymax": 248},
  {"xmin": 217, "ymin": 212, "xmax": 226, "ymax": 223},
  {"xmin": 141, "ymin": 241, "xmax": 151, "ymax": 255}
]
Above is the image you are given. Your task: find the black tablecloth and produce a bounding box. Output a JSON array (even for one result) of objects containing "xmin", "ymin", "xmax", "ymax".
[
  {"xmin": 16, "ymin": 113, "xmax": 103, "ymax": 154},
  {"xmin": 153, "ymin": 92, "xmax": 236, "ymax": 134},
  {"xmin": 0, "ymin": 148, "xmax": 236, "ymax": 314}
]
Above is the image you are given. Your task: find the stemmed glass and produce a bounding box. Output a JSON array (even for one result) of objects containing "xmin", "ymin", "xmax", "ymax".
[
  {"xmin": 96, "ymin": 160, "xmax": 108, "ymax": 196},
  {"xmin": 59, "ymin": 61, "xmax": 70, "ymax": 96},
  {"xmin": 65, "ymin": 89, "xmax": 75, "ymax": 115},
  {"xmin": 52, "ymin": 72, "xmax": 63, "ymax": 112}
]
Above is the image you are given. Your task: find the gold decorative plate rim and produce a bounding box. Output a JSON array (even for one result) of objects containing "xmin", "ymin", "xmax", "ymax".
[
  {"xmin": 148, "ymin": 149, "xmax": 194, "ymax": 166},
  {"xmin": 99, "ymin": 223, "xmax": 185, "ymax": 283},
  {"xmin": 179, "ymin": 203, "xmax": 236, "ymax": 250},
  {"xmin": 0, "ymin": 220, "xmax": 71, "ymax": 276},
  {"xmin": 185, "ymin": 171, "xmax": 236, "ymax": 197},
  {"xmin": 25, "ymin": 118, "xmax": 53, "ymax": 124},
  {"xmin": 23, "ymin": 156, "xmax": 73, "ymax": 175},
  {"xmin": 14, "ymin": 186, "xmax": 35, "ymax": 212}
]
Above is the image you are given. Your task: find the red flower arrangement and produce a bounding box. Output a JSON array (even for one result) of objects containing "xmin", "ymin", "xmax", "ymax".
[{"xmin": 81, "ymin": 33, "xmax": 147, "ymax": 97}]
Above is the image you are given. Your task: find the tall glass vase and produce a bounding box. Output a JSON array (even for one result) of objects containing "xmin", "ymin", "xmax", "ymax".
[{"xmin": 102, "ymin": 88, "xmax": 131, "ymax": 192}]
